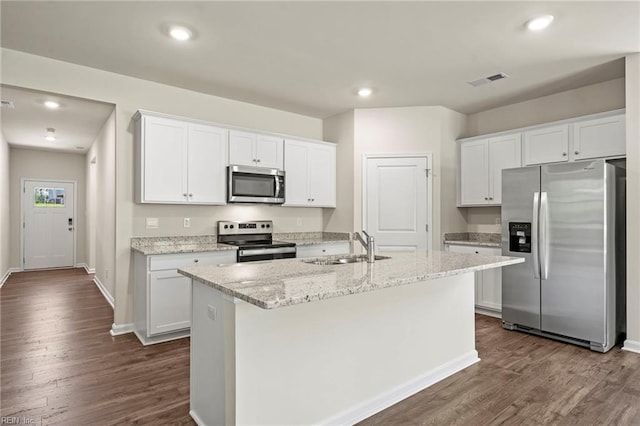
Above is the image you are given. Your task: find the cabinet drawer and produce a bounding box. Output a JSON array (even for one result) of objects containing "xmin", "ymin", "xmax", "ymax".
[
  {"xmin": 446, "ymin": 244, "xmax": 500, "ymax": 256},
  {"xmin": 296, "ymin": 242, "xmax": 350, "ymax": 258},
  {"xmin": 149, "ymin": 250, "xmax": 236, "ymax": 271}
]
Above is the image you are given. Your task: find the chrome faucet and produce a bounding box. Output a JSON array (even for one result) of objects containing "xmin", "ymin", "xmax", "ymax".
[{"xmin": 354, "ymin": 230, "xmax": 376, "ymax": 263}]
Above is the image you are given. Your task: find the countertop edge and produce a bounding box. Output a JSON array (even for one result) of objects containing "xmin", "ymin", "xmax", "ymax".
[{"xmin": 178, "ymin": 256, "xmax": 524, "ymax": 310}]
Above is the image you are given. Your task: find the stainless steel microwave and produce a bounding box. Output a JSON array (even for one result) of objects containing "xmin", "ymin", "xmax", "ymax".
[{"xmin": 227, "ymin": 165, "xmax": 285, "ymax": 204}]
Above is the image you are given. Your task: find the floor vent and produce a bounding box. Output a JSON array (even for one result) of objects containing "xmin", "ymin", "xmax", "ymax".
[
  {"xmin": 1, "ymin": 100, "xmax": 15, "ymax": 108},
  {"xmin": 468, "ymin": 73, "xmax": 510, "ymax": 87}
]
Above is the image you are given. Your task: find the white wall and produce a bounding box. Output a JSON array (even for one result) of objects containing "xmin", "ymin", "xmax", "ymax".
[
  {"xmin": 353, "ymin": 106, "xmax": 467, "ymax": 250},
  {"xmin": 464, "ymin": 78, "xmax": 625, "ymax": 137},
  {"xmin": 86, "ymin": 109, "xmax": 116, "ymax": 297},
  {"xmin": 0, "ymin": 132, "xmax": 10, "ymax": 281},
  {"xmin": 1, "ymin": 48, "xmax": 323, "ymax": 327},
  {"xmin": 624, "ymin": 54, "xmax": 640, "ymax": 351},
  {"xmin": 9, "ymin": 147, "xmax": 87, "ymax": 268},
  {"xmin": 322, "ymin": 110, "xmax": 355, "ymax": 233}
]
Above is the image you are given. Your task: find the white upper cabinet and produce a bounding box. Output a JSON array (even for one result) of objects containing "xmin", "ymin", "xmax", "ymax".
[
  {"xmin": 571, "ymin": 114, "xmax": 625, "ymax": 161},
  {"xmin": 229, "ymin": 130, "xmax": 284, "ymax": 169},
  {"xmin": 459, "ymin": 133, "xmax": 521, "ymax": 206},
  {"xmin": 523, "ymin": 125, "xmax": 569, "ymax": 165},
  {"xmin": 284, "ymin": 139, "xmax": 336, "ymax": 207},
  {"xmin": 135, "ymin": 113, "xmax": 228, "ymax": 205}
]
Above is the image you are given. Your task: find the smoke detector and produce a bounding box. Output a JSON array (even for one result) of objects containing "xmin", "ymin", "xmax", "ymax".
[
  {"xmin": 1, "ymin": 100, "xmax": 15, "ymax": 108},
  {"xmin": 468, "ymin": 73, "xmax": 510, "ymax": 87}
]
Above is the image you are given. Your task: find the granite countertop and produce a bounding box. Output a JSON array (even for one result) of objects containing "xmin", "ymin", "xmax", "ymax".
[
  {"xmin": 178, "ymin": 250, "xmax": 523, "ymax": 309},
  {"xmin": 131, "ymin": 232, "xmax": 351, "ymax": 255},
  {"xmin": 443, "ymin": 232, "xmax": 501, "ymax": 248},
  {"xmin": 131, "ymin": 235, "xmax": 236, "ymax": 255}
]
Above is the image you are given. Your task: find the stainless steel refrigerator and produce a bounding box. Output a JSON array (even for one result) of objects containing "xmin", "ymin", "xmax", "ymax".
[{"xmin": 501, "ymin": 159, "xmax": 625, "ymax": 352}]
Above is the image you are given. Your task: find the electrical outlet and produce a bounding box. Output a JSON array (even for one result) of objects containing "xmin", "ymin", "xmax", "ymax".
[
  {"xmin": 145, "ymin": 217, "xmax": 159, "ymax": 229},
  {"xmin": 296, "ymin": 218, "xmax": 302, "ymax": 227},
  {"xmin": 207, "ymin": 305, "xmax": 217, "ymax": 321},
  {"xmin": 495, "ymin": 217, "xmax": 501, "ymax": 225},
  {"xmin": 183, "ymin": 217, "xmax": 190, "ymax": 228}
]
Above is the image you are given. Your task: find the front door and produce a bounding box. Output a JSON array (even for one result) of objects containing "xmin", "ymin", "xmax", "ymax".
[
  {"xmin": 365, "ymin": 157, "xmax": 429, "ymax": 251},
  {"xmin": 23, "ymin": 180, "xmax": 75, "ymax": 270}
]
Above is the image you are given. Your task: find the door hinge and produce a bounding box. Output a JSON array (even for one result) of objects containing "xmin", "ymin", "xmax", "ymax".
[
  {"xmin": 425, "ymin": 168, "xmax": 430, "ymax": 177},
  {"xmin": 426, "ymin": 224, "xmax": 429, "ymax": 232},
  {"xmin": 23, "ymin": 222, "xmax": 25, "ymax": 229}
]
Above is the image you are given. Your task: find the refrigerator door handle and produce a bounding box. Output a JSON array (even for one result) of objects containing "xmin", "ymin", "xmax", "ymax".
[
  {"xmin": 539, "ymin": 191, "xmax": 549, "ymax": 280},
  {"xmin": 532, "ymin": 191, "xmax": 540, "ymax": 279}
]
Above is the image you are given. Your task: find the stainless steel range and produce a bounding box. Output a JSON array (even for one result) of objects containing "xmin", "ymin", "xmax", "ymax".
[{"xmin": 217, "ymin": 220, "xmax": 296, "ymax": 262}]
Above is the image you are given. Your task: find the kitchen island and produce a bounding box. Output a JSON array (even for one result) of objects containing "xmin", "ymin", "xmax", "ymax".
[{"xmin": 179, "ymin": 250, "xmax": 523, "ymax": 425}]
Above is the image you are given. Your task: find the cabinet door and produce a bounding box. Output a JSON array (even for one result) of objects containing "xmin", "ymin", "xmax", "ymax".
[
  {"xmin": 459, "ymin": 140, "xmax": 489, "ymax": 205},
  {"xmin": 308, "ymin": 143, "xmax": 336, "ymax": 207},
  {"xmin": 571, "ymin": 115, "xmax": 625, "ymax": 160},
  {"xmin": 229, "ymin": 130, "xmax": 257, "ymax": 166},
  {"xmin": 475, "ymin": 247, "xmax": 502, "ymax": 311},
  {"xmin": 187, "ymin": 124, "xmax": 228, "ymax": 204},
  {"xmin": 142, "ymin": 116, "xmax": 188, "ymax": 203},
  {"xmin": 283, "ymin": 140, "xmax": 310, "ymax": 206},
  {"xmin": 148, "ymin": 270, "xmax": 191, "ymax": 336},
  {"xmin": 256, "ymin": 135, "xmax": 284, "ymax": 169},
  {"xmin": 523, "ymin": 125, "xmax": 569, "ymax": 165},
  {"xmin": 488, "ymin": 134, "xmax": 522, "ymax": 205}
]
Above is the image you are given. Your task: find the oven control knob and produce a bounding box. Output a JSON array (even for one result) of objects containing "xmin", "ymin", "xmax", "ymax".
[
  {"xmin": 224, "ymin": 225, "xmax": 228, "ymax": 229},
  {"xmin": 266, "ymin": 224, "xmax": 270, "ymax": 228},
  {"xmin": 230, "ymin": 225, "xmax": 234, "ymax": 229},
  {"xmin": 261, "ymin": 224, "xmax": 265, "ymax": 228}
]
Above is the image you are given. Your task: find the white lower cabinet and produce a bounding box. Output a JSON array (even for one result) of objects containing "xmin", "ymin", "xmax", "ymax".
[
  {"xmin": 296, "ymin": 241, "xmax": 350, "ymax": 258},
  {"xmin": 134, "ymin": 250, "xmax": 236, "ymax": 345},
  {"xmin": 445, "ymin": 244, "xmax": 502, "ymax": 316}
]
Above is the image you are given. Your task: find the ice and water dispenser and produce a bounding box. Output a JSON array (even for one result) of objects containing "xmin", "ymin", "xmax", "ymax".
[{"xmin": 508, "ymin": 222, "xmax": 531, "ymax": 253}]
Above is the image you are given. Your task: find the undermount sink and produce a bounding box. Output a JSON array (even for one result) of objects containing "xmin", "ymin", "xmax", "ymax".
[{"xmin": 302, "ymin": 254, "xmax": 391, "ymax": 265}]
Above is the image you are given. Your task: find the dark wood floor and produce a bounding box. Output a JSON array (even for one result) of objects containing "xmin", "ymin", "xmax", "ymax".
[{"xmin": 2, "ymin": 269, "xmax": 640, "ymax": 425}]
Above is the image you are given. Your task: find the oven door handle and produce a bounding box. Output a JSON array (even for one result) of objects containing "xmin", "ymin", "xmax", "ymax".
[{"xmin": 239, "ymin": 247, "xmax": 296, "ymax": 257}]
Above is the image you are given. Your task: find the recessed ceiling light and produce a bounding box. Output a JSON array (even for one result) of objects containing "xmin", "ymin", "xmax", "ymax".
[
  {"xmin": 45, "ymin": 128, "xmax": 56, "ymax": 142},
  {"xmin": 169, "ymin": 26, "xmax": 192, "ymax": 41},
  {"xmin": 526, "ymin": 15, "xmax": 554, "ymax": 31},
  {"xmin": 44, "ymin": 101, "xmax": 60, "ymax": 109},
  {"xmin": 357, "ymin": 88, "xmax": 373, "ymax": 98}
]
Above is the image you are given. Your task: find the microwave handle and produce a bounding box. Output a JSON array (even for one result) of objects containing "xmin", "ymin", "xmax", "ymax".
[{"xmin": 275, "ymin": 175, "xmax": 281, "ymax": 198}]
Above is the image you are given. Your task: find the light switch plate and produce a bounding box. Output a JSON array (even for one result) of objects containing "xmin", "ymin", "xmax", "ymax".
[
  {"xmin": 183, "ymin": 218, "xmax": 190, "ymax": 228},
  {"xmin": 207, "ymin": 305, "xmax": 217, "ymax": 321},
  {"xmin": 146, "ymin": 217, "xmax": 159, "ymax": 229}
]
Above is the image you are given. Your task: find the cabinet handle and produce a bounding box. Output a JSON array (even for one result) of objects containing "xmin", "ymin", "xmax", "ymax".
[
  {"xmin": 489, "ymin": 197, "xmax": 493, "ymax": 200},
  {"xmin": 194, "ymin": 259, "xmax": 199, "ymax": 263},
  {"xmin": 256, "ymin": 159, "xmax": 261, "ymax": 163},
  {"xmin": 484, "ymin": 197, "xmax": 488, "ymax": 200},
  {"xmin": 475, "ymin": 251, "xmax": 479, "ymax": 254},
  {"xmin": 188, "ymin": 193, "xmax": 193, "ymax": 197},
  {"xmin": 562, "ymin": 152, "xmax": 567, "ymax": 156},
  {"xmin": 575, "ymin": 151, "xmax": 579, "ymax": 155},
  {"xmin": 183, "ymin": 193, "xmax": 187, "ymax": 197}
]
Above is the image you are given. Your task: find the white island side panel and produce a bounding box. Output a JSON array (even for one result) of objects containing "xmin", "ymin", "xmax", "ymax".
[{"xmin": 190, "ymin": 272, "xmax": 477, "ymax": 425}]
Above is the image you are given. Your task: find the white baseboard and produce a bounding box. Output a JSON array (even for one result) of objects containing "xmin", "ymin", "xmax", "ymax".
[
  {"xmin": 110, "ymin": 322, "xmax": 134, "ymax": 336},
  {"xmin": 0, "ymin": 267, "xmax": 21, "ymax": 288},
  {"xmin": 622, "ymin": 339, "xmax": 640, "ymax": 354},
  {"xmin": 77, "ymin": 263, "xmax": 96, "ymax": 274},
  {"xmin": 475, "ymin": 307, "xmax": 501, "ymax": 319},
  {"xmin": 189, "ymin": 410, "xmax": 205, "ymax": 426},
  {"xmin": 321, "ymin": 350, "xmax": 480, "ymax": 425},
  {"xmin": 93, "ymin": 276, "xmax": 114, "ymax": 308}
]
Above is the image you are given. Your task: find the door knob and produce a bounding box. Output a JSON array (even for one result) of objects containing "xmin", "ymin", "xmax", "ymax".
[
  {"xmin": 68, "ymin": 227, "xmax": 73, "ymax": 231},
  {"xmin": 562, "ymin": 152, "xmax": 567, "ymax": 156},
  {"xmin": 574, "ymin": 151, "xmax": 579, "ymax": 155}
]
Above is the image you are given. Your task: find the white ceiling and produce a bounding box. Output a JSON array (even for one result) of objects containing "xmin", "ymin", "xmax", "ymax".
[
  {"xmin": 0, "ymin": 85, "xmax": 114, "ymax": 154},
  {"xmin": 0, "ymin": 1, "xmax": 638, "ymax": 152}
]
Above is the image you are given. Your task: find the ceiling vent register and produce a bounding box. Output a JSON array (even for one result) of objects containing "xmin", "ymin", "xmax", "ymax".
[
  {"xmin": 468, "ymin": 73, "xmax": 510, "ymax": 87},
  {"xmin": 1, "ymin": 100, "xmax": 15, "ymax": 108}
]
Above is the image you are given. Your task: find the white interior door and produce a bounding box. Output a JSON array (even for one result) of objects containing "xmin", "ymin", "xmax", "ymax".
[
  {"xmin": 23, "ymin": 180, "xmax": 75, "ymax": 269},
  {"xmin": 366, "ymin": 157, "xmax": 429, "ymax": 251}
]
